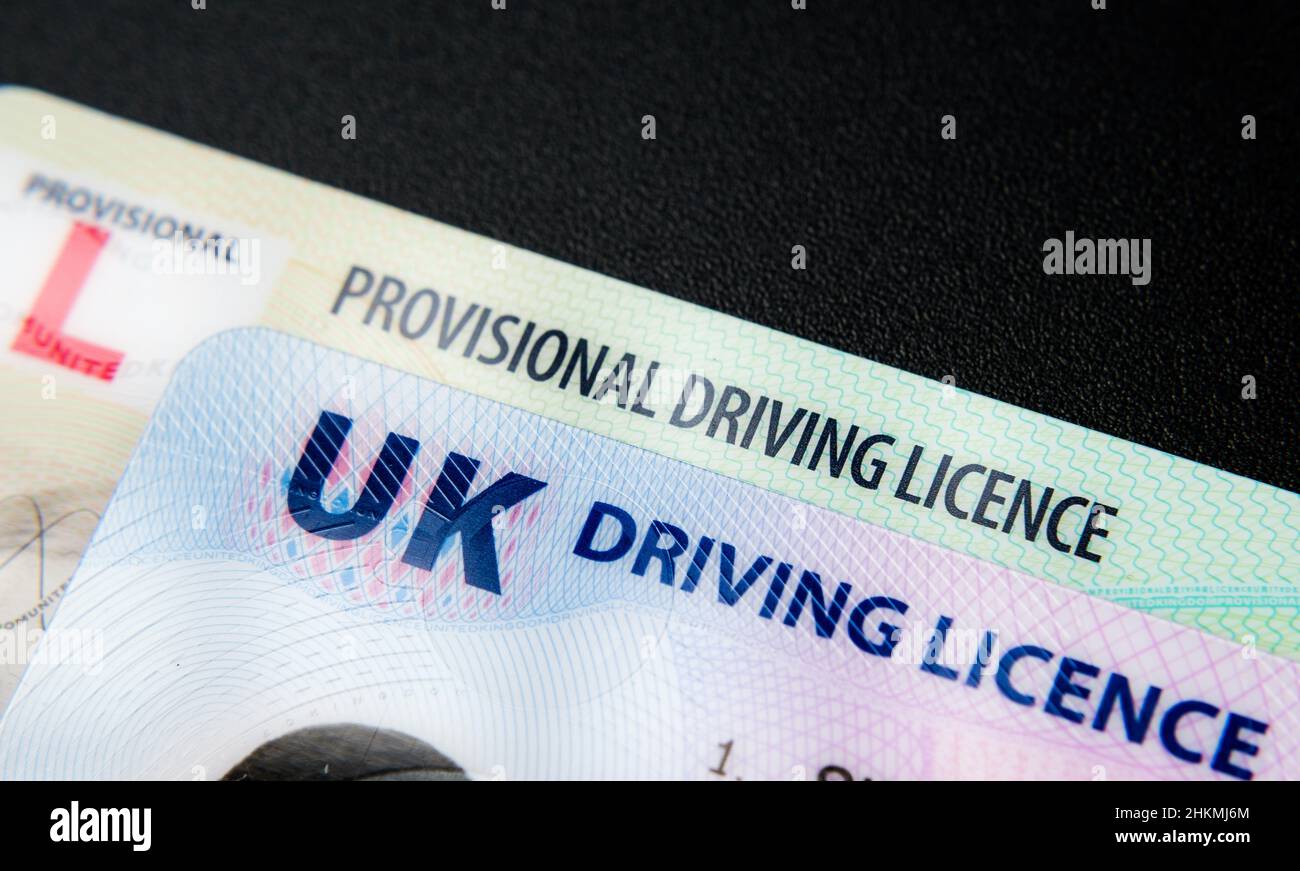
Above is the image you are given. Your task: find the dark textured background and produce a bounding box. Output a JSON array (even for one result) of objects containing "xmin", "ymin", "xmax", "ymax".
[{"xmin": 2, "ymin": 0, "xmax": 1296, "ymax": 492}]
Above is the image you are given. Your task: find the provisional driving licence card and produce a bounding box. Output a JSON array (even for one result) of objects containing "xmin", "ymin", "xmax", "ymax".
[
  {"xmin": 0, "ymin": 89, "xmax": 1296, "ymax": 778},
  {"xmin": 1, "ymin": 329, "xmax": 1295, "ymax": 780}
]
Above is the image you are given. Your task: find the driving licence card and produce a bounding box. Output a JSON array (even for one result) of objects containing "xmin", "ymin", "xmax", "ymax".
[{"xmin": 0, "ymin": 329, "xmax": 1294, "ymax": 781}]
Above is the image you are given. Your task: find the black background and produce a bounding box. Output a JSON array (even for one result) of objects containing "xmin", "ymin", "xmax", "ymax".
[
  {"xmin": 7, "ymin": 782, "xmax": 1276, "ymax": 857},
  {"xmin": 2, "ymin": 0, "xmax": 1296, "ymax": 492}
]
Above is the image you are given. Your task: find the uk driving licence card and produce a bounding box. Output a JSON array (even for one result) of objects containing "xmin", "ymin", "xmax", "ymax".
[{"xmin": 1, "ymin": 330, "xmax": 1295, "ymax": 780}]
